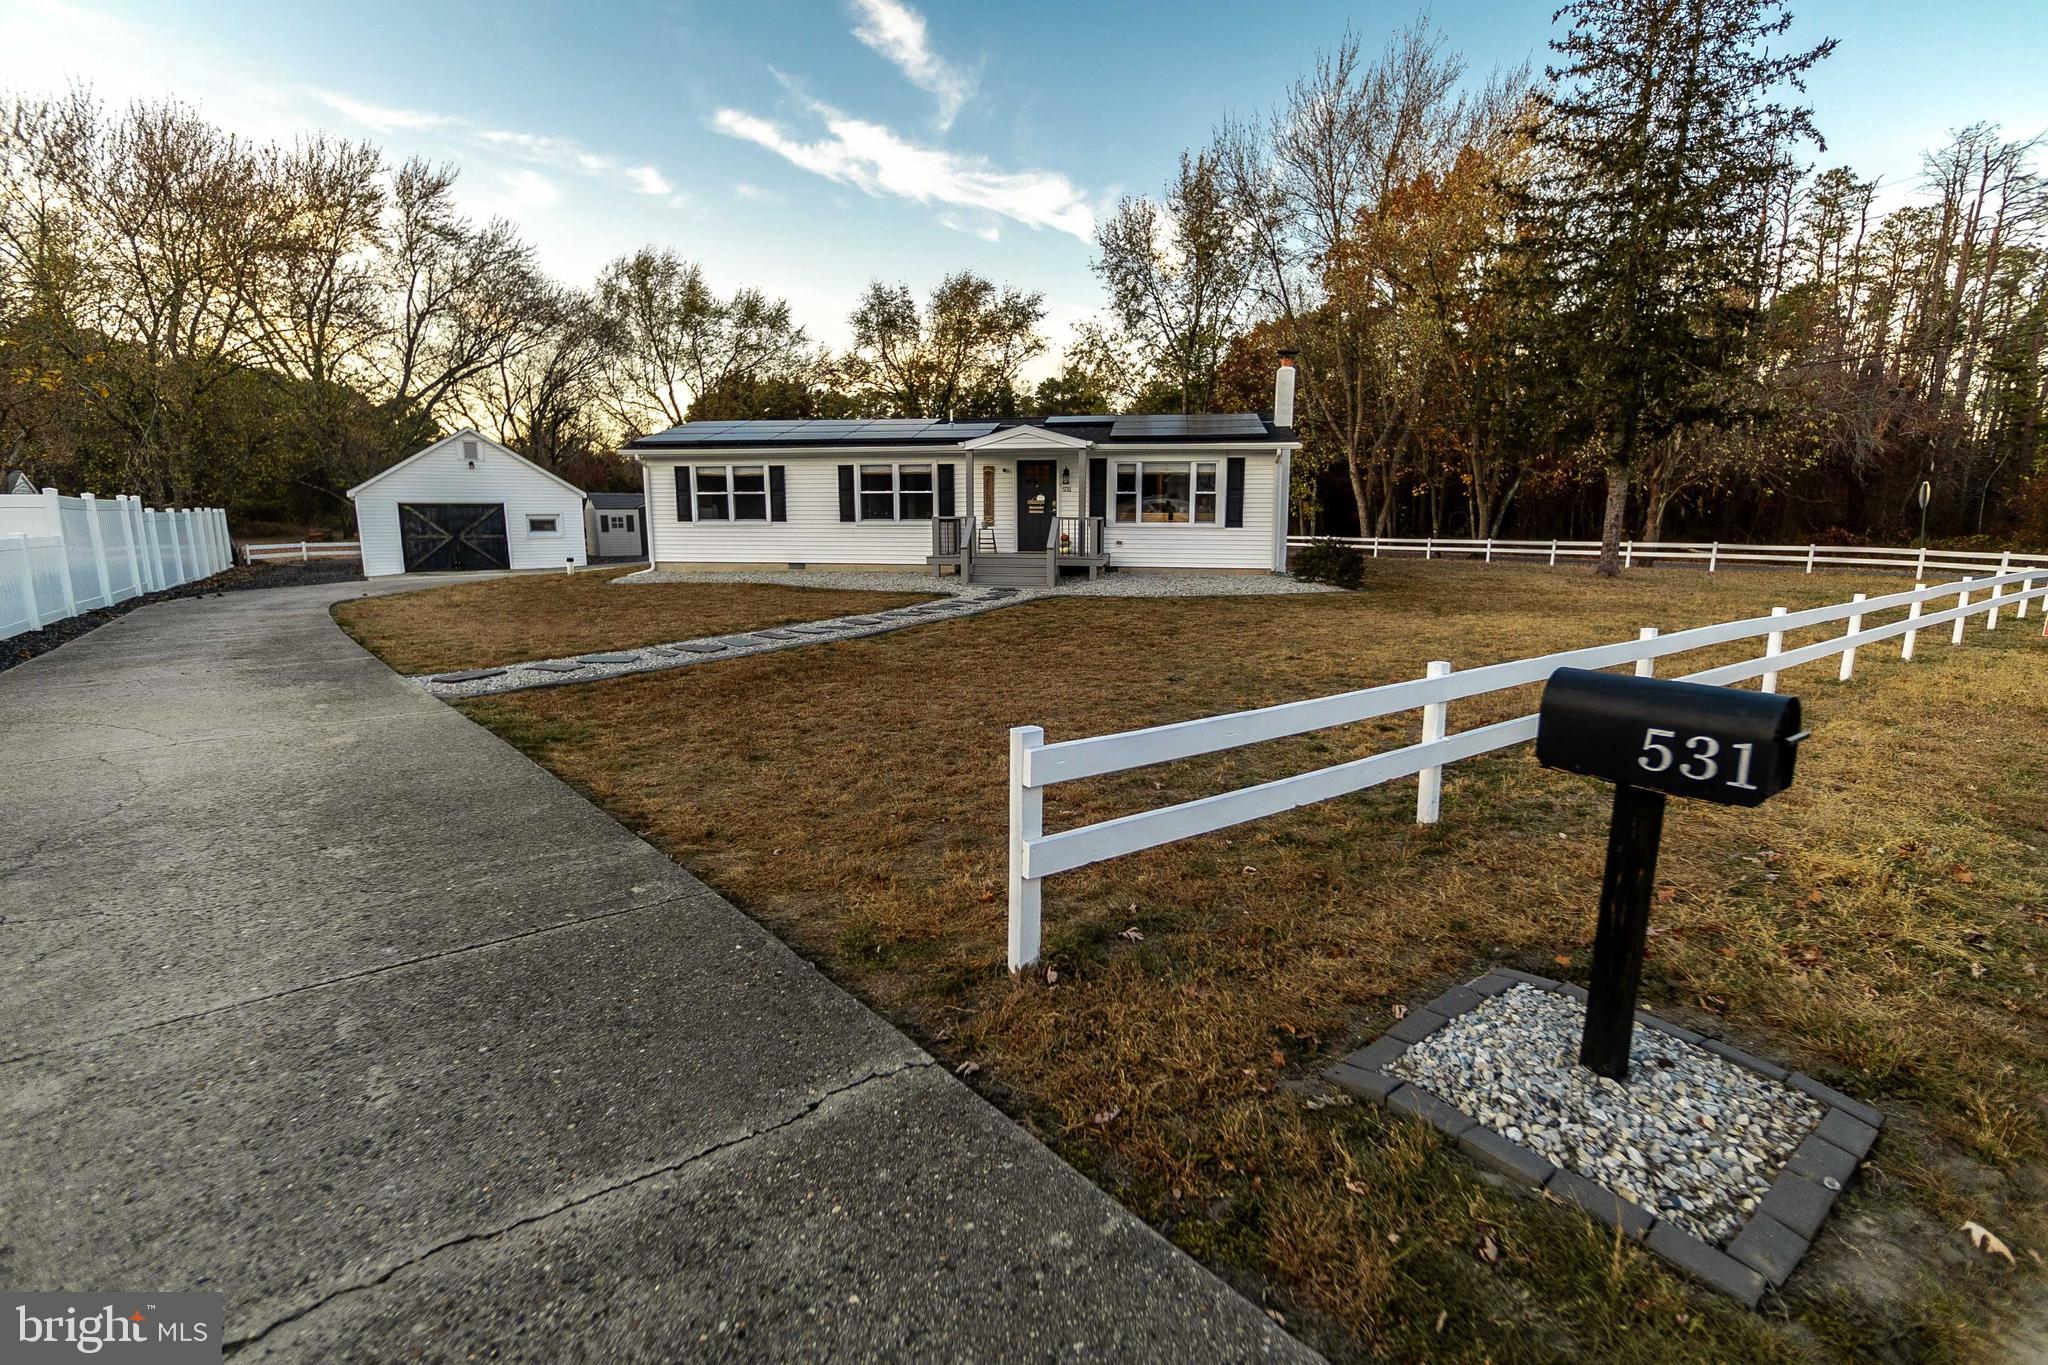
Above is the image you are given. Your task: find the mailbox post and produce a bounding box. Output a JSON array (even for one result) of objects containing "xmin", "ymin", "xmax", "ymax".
[{"xmin": 1536, "ymin": 669, "xmax": 1806, "ymax": 1080}]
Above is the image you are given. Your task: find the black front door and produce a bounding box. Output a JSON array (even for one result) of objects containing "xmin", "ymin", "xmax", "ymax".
[
  {"xmin": 1016, "ymin": 460, "xmax": 1056, "ymax": 551},
  {"xmin": 399, "ymin": 503, "xmax": 509, "ymax": 571}
]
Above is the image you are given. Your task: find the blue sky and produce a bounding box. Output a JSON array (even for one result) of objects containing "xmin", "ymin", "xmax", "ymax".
[{"xmin": 3, "ymin": 0, "xmax": 2043, "ymax": 367}]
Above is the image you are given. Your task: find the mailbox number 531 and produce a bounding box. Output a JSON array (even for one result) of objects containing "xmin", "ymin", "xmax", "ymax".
[{"xmin": 1637, "ymin": 728, "xmax": 1759, "ymax": 791}]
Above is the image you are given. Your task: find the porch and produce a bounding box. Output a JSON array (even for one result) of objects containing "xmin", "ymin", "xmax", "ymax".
[{"xmin": 927, "ymin": 514, "xmax": 1109, "ymax": 586}]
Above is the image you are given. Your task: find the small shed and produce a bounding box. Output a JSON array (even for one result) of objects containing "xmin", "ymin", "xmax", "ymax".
[
  {"xmin": 585, "ymin": 491, "xmax": 648, "ymax": 561},
  {"xmin": 347, "ymin": 431, "xmax": 589, "ymax": 577}
]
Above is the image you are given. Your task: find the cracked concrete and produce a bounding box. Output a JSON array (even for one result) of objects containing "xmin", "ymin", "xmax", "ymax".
[{"xmin": 0, "ymin": 577, "xmax": 1316, "ymax": 1363}]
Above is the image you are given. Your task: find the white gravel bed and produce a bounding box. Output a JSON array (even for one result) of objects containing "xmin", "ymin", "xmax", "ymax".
[
  {"xmin": 615, "ymin": 566, "xmax": 1336, "ymax": 598},
  {"xmin": 1389, "ymin": 985, "xmax": 1825, "ymax": 1244}
]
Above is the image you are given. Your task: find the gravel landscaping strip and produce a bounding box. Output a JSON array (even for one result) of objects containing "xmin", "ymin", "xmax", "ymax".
[
  {"xmin": 1388, "ymin": 984, "xmax": 1823, "ymax": 1244},
  {"xmin": 1323, "ymin": 971, "xmax": 1884, "ymax": 1306}
]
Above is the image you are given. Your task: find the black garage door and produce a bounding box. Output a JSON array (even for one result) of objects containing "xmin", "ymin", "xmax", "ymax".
[{"xmin": 399, "ymin": 504, "xmax": 509, "ymax": 572}]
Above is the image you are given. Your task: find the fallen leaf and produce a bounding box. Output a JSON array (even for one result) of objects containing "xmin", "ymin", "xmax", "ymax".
[
  {"xmin": 1241, "ymin": 865, "xmax": 1259, "ymax": 876},
  {"xmin": 1954, "ymin": 866, "xmax": 1976, "ymax": 884},
  {"xmin": 1270, "ymin": 1049, "xmax": 1287, "ymax": 1069},
  {"xmin": 1386, "ymin": 1231, "xmax": 1401, "ymax": 1246},
  {"xmin": 1971, "ymin": 962, "xmax": 1987, "ymax": 979},
  {"xmin": 1555, "ymin": 954, "xmax": 1573, "ymax": 968},
  {"xmin": 1806, "ymin": 890, "xmax": 1825, "ymax": 906},
  {"xmin": 1476, "ymin": 1234, "xmax": 1501, "ymax": 1264},
  {"xmin": 1343, "ymin": 1176, "xmax": 1370, "ymax": 1196},
  {"xmin": 1265, "ymin": 1309, "xmax": 1287, "ymax": 1325},
  {"xmin": 1656, "ymin": 886, "xmax": 1678, "ymax": 904},
  {"xmin": 1964, "ymin": 1220, "xmax": 2016, "ymax": 1265},
  {"xmin": 1391, "ymin": 1003, "xmax": 1409, "ymax": 1021},
  {"xmin": 1434, "ymin": 1310, "xmax": 1448, "ymax": 1333},
  {"xmin": 1120, "ymin": 925, "xmax": 1145, "ymax": 941},
  {"xmin": 1045, "ymin": 968, "xmax": 1059, "ymax": 985},
  {"xmin": 1716, "ymin": 945, "xmax": 1739, "ymax": 959},
  {"xmin": 955, "ymin": 1060, "xmax": 980, "ymax": 1076},
  {"xmin": 1091, "ymin": 1106, "xmax": 1120, "ymax": 1127}
]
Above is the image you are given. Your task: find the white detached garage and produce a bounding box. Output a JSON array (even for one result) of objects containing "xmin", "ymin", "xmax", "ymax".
[{"xmin": 348, "ymin": 431, "xmax": 589, "ymax": 577}]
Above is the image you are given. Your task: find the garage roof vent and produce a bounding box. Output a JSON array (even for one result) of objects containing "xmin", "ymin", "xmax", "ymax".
[{"xmin": 462, "ymin": 438, "xmax": 479, "ymax": 468}]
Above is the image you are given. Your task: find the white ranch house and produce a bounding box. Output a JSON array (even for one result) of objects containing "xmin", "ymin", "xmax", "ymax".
[
  {"xmin": 627, "ymin": 360, "xmax": 1303, "ymax": 586},
  {"xmin": 348, "ymin": 432, "xmax": 590, "ymax": 577}
]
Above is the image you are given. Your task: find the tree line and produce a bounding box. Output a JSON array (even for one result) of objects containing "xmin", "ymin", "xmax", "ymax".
[{"xmin": 4, "ymin": 0, "xmax": 2044, "ymax": 560}]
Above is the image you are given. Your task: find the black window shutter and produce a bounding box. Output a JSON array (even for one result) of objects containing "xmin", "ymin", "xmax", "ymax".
[
  {"xmin": 674, "ymin": 466, "xmax": 693, "ymax": 522},
  {"xmin": 769, "ymin": 465, "xmax": 788, "ymax": 521},
  {"xmin": 1225, "ymin": 457, "xmax": 1246, "ymax": 528},
  {"xmin": 1088, "ymin": 458, "xmax": 1107, "ymax": 519},
  {"xmin": 937, "ymin": 463, "xmax": 956, "ymax": 517},
  {"xmin": 837, "ymin": 465, "xmax": 856, "ymax": 521}
]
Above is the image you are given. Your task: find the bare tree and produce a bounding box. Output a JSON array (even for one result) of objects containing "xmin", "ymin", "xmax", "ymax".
[{"xmin": 844, "ymin": 271, "xmax": 1045, "ymax": 417}]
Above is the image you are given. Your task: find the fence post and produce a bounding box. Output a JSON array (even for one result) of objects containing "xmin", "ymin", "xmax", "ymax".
[
  {"xmin": 1951, "ymin": 579, "xmax": 1972, "ymax": 646},
  {"xmin": 1370, "ymin": 536, "xmax": 1380, "ymax": 557},
  {"xmin": 1902, "ymin": 584, "xmax": 1925, "ymax": 660},
  {"xmin": 1915, "ymin": 545, "xmax": 1927, "ymax": 578},
  {"xmin": 1635, "ymin": 627, "xmax": 1657, "ymax": 677},
  {"xmin": 1838, "ymin": 593, "xmax": 1866, "ymax": 680},
  {"xmin": 1416, "ymin": 660, "xmax": 1451, "ymax": 825},
  {"xmin": 1987, "ymin": 557, "xmax": 2007, "ymax": 630},
  {"xmin": 114, "ymin": 494, "xmax": 141, "ymax": 598},
  {"xmin": 1708, "ymin": 542, "xmax": 1719, "ymax": 573},
  {"xmin": 1761, "ymin": 607, "xmax": 1787, "ymax": 693},
  {"xmin": 80, "ymin": 492, "xmax": 113, "ymax": 608},
  {"xmin": 1624, "ymin": 540, "xmax": 1633, "ymax": 569},
  {"xmin": 1424, "ymin": 537, "xmax": 1433, "ymax": 560},
  {"xmin": 42, "ymin": 491, "xmax": 78, "ymax": 618},
  {"xmin": 1549, "ymin": 539, "xmax": 1558, "ymax": 567},
  {"xmin": 5, "ymin": 533, "xmax": 40, "ymax": 631},
  {"xmin": 1484, "ymin": 538, "xmax": 1493, "ymax": 563},
  {"xmin": 2019, "ymin": 568, "xmax": 2033, "ymax": 621},
  {"xmin": 301, "ymin": 540, "xmax": 310, "ymax": 564},
  {"xmin": 1008, "ymin": 725, "xmax": 1045, "ymax": 972},
  {"xmin": 1805, "ymin": 544, "xmax": 1817, "ymax": 574}
]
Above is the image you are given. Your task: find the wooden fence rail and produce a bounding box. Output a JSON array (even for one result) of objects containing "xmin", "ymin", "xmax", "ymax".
[
  {"xmin": 1005, "ymin": 567, "xmax": 2048, "ymax": 970},
  {"xmin": 1286, "ymin": 534, "xmax": 2048, "ymax": 580}
]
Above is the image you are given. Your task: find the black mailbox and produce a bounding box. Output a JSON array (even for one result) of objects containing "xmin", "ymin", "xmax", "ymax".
[
  {"xmin": 1536, "ymin": 668, "xmax": 1803, "ymax": 808},
  {"xmin": 1534, "ymin": 668, "xmax": 1808, "ymax": 1081}
]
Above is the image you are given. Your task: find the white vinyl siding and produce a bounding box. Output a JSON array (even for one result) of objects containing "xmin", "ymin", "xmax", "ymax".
[
  {"xmin": 350, "ymin": 433, "xmax": 587, "ymax": 577},
  {"xmin": 642, "ymin": 446, "xmax": 1285, "ymax": 571},
  {"xmin": 649, "ymin": 457, "xmax": 963, "ymax": 566}
]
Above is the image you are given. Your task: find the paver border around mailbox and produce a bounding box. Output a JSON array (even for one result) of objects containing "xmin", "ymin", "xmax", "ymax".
[{"xmin": 1325, "ymin": 969, "xmax": 1882, "ymax": 1307}]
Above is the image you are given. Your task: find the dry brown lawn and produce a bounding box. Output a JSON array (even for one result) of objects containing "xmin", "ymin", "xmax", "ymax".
[
  {"xmin": 440, "ymin": 560, "xmax": 2048, "ymax": 1363},
  {"xmin": 331, "ymin": 568, "xmax": 937, "ymax": 673}
]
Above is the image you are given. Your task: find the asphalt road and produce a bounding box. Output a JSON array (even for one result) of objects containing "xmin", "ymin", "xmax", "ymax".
[{"xmin": 0, "ymin": 577, "xmax": 1317, "ymax": 1362}]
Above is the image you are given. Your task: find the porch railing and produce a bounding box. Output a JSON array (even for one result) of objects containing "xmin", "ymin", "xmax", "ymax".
[
  {"xmin": 1052, "ymin": 517, "xmax": 1104, "ymax": 558},
  {"xmin": 933, "ymin": 515, "xmax": 970, "ymax": 558}
]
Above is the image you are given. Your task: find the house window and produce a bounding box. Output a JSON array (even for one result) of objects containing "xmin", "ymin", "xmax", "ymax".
[
  {"xmin": 695, "ymin": 467, "xmax": 729, "ymax": 520},
  {"xmin": 732, "ymin": 467, "xmax": 768, "ymax": 520},
  {"xmin": 1112, "ymin": 460, "xmax": 1224, "ymax": 526},
  {"xmin": 694, "ymin": 465, "xmax": 771, "ymax": 521},
  {"xmin": 527, "ymin": 514, "xmax": 560, "ymax": 535},
  {"xmin": 858, "ymin": 463, "xmax": 937, "ymax": 521}
]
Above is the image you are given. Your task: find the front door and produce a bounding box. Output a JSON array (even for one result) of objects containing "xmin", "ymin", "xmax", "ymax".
[{"xmin": 1016, "ymin": 460, "xmax": 1056, "ymax": 551}]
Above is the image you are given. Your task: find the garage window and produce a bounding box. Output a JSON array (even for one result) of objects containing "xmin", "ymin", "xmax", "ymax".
[{"xmin": 527, "ymin": 514, "xmax": 561, "ymax": 535}]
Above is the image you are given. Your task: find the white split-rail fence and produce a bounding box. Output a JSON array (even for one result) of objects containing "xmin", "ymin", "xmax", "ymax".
[
  {"xmin": 0, "ymin": 492, "xmax": 232, "ymax": 643},
  {"xmin": 242, "ymin": 539, "xmax": 362, "ymax": 564},
  {"xmin": 1287, "ymin": 533, "xmax": 2046, "ymax": 580},
  {"xmin": 1006, "ymin": 566, "xmax": 2048, "ymax": 970}
]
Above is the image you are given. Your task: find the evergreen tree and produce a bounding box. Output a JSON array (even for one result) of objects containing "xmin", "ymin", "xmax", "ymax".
[{"xmin": 1524, "ymin": 0, "xmax": 1833, "ymax": 573}]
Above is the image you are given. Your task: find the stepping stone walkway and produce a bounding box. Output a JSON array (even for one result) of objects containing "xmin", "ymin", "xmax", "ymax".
[{"xmin": 414, "ymin": 586, "xmax": 1042, "ymax": 699}]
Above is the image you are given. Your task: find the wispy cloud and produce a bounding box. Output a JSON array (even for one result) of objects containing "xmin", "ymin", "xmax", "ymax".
[
  {"xmin": 307, "ymin": 88, "xmax": 674, "ymax": 199},
  {"xmin": 712, "ymin": 99, "xmax": 1093, "ymax": 241},
  {"xmin": 848, "ymin": 0, "xmax": 975, "ymax": 130},
  {"xmin": 732, "ymin": 182, "xmax": 782, "ymax": 203}
]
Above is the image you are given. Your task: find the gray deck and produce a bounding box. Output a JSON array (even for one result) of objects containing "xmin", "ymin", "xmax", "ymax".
[{"xmin": 0, "ymin": 579, "xmax": 1314, "ymax": 1363}]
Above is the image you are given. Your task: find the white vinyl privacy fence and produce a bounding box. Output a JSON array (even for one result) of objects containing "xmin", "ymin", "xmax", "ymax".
[
  {"xmin": 1006, "ymin": 567, "xmax": 2048, "ymax": 969},
  {"xmin": 1288, "ymin": 534, "xmax": 2048, "ymax": 580},
  {"xmin": 0, "ymin": 492, "xmax": 231, "ymax": 642}
]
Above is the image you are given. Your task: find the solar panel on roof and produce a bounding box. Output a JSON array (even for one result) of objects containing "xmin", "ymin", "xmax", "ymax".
[
  {"xmin": 928, "ymin": 422, "xmax": 1000, "ymax": 438},
  {"xmin": 1109, "ymin": 413, "xmax": 1267, "ymax": 438},
  {"xmin": 1045, "ymin": 414, "xmax": 1114, "ymax": 425}
]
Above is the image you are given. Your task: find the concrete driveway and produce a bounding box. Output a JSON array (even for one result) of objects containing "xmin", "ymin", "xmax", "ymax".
[{"xmin": 0, "ymin": 579, "xmax": 1315, "ymax": 1362}]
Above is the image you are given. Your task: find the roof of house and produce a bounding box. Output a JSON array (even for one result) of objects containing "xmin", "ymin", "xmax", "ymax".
[
  {"xmin": 626, "ymin": 413, "xmax": 1294, "ymax": 453},
  {"xmin": 2, "ymin": 469, "xmax": 38, "ymax": 495},
  {"xmin": 587, "ymin": 491, "xmax": 645, "ymax": 509},
  {"xmin": 346, "ymin": 429, "xmax": 589, "ymax": 501}
]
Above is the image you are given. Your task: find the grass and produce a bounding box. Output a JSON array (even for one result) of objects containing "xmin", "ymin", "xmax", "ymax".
[
  {"xmin": 423, "ymin": 560, "xmax": 2047, "ymax": 1361},
  {"xmin": 330, "ymin": 567, "xmax": 937, "ymax": 674}
]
